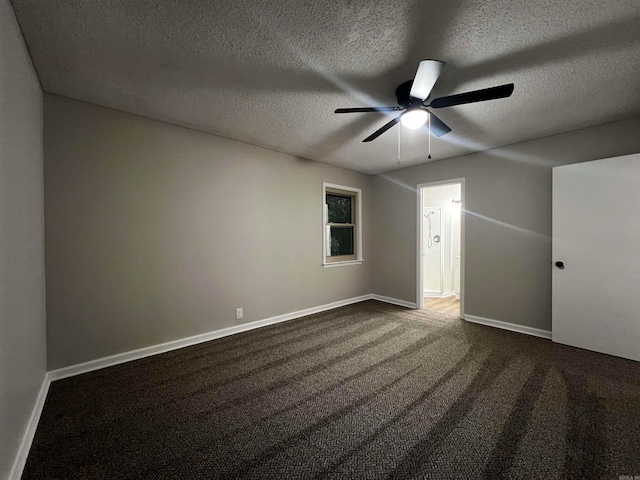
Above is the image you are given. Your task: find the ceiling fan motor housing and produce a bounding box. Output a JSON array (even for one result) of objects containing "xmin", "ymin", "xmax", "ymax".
[{"xmin": 395, "ymin": 80, "xmax": 424, "ymax": 109}]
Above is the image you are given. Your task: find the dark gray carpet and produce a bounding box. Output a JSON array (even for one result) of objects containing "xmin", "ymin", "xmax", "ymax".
[{"xmin": 22, "ymin": 300, "xmax": 640, "ymax": 479}]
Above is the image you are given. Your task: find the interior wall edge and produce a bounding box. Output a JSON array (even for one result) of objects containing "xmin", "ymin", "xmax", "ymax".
[
  {"xmin": 7, "ymin": 377, "xmax": 51, "ymax": 480},
  {"xmin": 464, "ymin": 314, "xmax": 552, "ymax": 340},
  {"xmin": 1, "ymin": 0, "xmax": 48, "ymax": 478}
]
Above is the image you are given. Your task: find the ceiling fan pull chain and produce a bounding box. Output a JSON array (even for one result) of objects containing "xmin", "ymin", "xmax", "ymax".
[
  {"xmin": 428, "ymin": 113, "xmax": 432, "ymax": 159},
  {"xmin": 397, "ymin": 124, "xmax": 401, "ymax": 166}
]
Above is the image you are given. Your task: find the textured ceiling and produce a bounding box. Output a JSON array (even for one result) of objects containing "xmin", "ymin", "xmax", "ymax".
[{"xmin": 11, "ymin": 0, "xmax": 640, "ymax": 174}]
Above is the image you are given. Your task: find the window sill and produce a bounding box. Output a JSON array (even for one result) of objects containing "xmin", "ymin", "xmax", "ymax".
[{"xmin": 322, "ymin": 260, "xmax": 364, "ymax": 268}]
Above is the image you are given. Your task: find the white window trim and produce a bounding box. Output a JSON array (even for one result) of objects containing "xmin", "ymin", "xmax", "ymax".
[{"xmin": 322, "ymin": 182, "xmax": 363, "ymax": 267}]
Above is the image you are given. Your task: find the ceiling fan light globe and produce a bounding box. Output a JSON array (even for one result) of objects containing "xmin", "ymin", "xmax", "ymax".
[{"xmin": 400, "ymin": 109, "xmax": 428, "ymax": 129}]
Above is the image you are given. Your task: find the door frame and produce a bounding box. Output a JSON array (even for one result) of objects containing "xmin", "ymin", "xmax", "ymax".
[{"xmin": 417, "ymin": 179, "xmax": 465, "ymax": 317}]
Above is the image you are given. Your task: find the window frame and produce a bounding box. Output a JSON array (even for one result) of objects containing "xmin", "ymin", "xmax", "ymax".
[{"xmin": 322, "ymin": 182, "xmax": 363, "ymax": 267}]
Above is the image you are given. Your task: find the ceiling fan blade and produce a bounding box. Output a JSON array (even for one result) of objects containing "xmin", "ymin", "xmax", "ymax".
[
  {"xmin": 429, "ymin": 83, "xmax": 514, "ymax": 109},
  {"xmin": 409, "ymin": 60, "xmax": 445, "ymax": 101},
  {"xmin": 362, "ymin": 116, "xmax": 401, "ymax": 142},
  {"xmin": 335, "ymin": 107, "xmax": 399, "ymax": 113},
  {"xmin": 425, "ymin": 111, "xmax": 451, "ymax": 137}
]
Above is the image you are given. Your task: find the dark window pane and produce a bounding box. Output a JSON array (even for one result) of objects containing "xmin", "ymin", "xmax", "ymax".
[
  {"xmin": 330, "ymin": 226, "xmax": 354, "ymax": 256},
  {"xmin": 327, "ymin": 194, "xmax": 352, "ymax": 224}
]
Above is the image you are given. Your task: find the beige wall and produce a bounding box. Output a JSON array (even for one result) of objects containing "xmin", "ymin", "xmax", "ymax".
[
  {"xmin": 372, "ymin": 116, "xmax": 640, "ymax": 331},
  {"xmin": 44, "ymin": 94, "xmax": 373, "ymax": 370},
  {"xmin": 0, "ymin": 0, "xmax": 46, "ymax": 477}
]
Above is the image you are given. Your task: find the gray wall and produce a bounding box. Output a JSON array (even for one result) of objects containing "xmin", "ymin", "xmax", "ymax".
[
  {"xmin": 372, "ymin": 116, "xmax": 640, "ymax": 331},
  {"xmin": 0, "ymin": 0, "xmax": 46, "ymax": 477},
  {"xmin": 44, "ymin": 94, "xmax": 373, "ymax": 370},
  {"xmin": 37, "ymin": 56, "xmax": 640, "ymax": 372}
]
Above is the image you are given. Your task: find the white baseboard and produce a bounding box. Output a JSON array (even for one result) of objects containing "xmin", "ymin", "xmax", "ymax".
[
  {"xmin": 370, "ymin": 294, "xmax": 418, "ymax": 309},
  {"xmin": 48, "ymin": 295, "xmax": 373, "ymax": 382},
  {"xmin": 464, "ymin": 314, "xmax": 552, "ymax": 340},
  {"xmin": 48, "ymin": 294, "xmax": 417, "ymax": 382},
  {"xmin": 47, "ymin": 294, "xmax": 416, "ymax": 382},
  {"xmin": 9, "ymin": 373, "xmax": 51, "ymax": 480},
  {"xmin": 423, "ymin": 291, "xmax": 455, "ymax": 298}
]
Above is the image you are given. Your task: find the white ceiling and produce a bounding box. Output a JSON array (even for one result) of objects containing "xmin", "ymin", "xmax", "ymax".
[{"xmin": 11, "ymin": 0, "xmax": 640, "ymax": 174}]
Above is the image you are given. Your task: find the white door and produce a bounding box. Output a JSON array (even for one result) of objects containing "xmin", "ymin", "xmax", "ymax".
[{"xmin": 552, "ymin": 153, "xmax": 640, "ymax": 361}]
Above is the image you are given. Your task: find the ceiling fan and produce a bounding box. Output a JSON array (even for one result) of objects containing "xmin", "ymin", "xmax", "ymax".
[{"xmin": 335, "ymin": 60, "xmax": 514, "ymax": 142}]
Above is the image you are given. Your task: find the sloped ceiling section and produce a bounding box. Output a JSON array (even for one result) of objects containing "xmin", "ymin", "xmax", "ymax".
[{"xmin": 11, "ymin": 0, "xmax": 640, "ymax": 173}]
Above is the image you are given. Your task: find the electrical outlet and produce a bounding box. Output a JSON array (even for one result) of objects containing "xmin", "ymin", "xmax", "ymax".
[{"xmin": 236, "ymin": 308, "xmax": 243, "ymax": 320}]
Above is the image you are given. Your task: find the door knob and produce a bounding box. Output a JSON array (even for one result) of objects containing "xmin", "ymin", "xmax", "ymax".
[{"xmin": 555, "ymin": 261, "xmax": 565, "ymax": 269}]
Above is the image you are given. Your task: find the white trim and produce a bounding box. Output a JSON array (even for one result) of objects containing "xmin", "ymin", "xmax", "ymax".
[
  {"xmin": 423, "ymin": 291, "xmax": 456, "ymax": 298},
  {"xmin": 47, "ymin": 294, "xmax": 416, "ymax": 381},
  {"xmin": 464, "ymin": 314, "xmax": 552, "ymax": 339},
  {"xmin": 322, "ymin": 260, "xmax": 364, "ymax": 268},
  {"xmin": 370, "ymin": 294, "xmax": 418, "ymax": 309},
  {"xmin": 417, "ymin": 179, "xmax": 465, "ymax": 317},
  {"xmin": 322, "ymin": 182, "xmax": 363, "ymax": 266},
  {"xmin": 9, "ymin": 374, "xmax": 51, "ymax": 480}
]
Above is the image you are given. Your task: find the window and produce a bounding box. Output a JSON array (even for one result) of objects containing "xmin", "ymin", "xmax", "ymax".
[{"xmin": 323, "ymin": 183, "xmax": 363, "ymax": 266}]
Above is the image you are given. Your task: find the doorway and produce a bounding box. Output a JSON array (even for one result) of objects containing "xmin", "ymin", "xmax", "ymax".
[{"xmin": 417, "ymin": 180, "xmax": 464, "ymax": 318}]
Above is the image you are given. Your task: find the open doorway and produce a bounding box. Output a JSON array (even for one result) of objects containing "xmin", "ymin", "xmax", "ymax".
[{"xmin": 417, "ymin": 180, "xmax": 464, "ymax": 318}]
